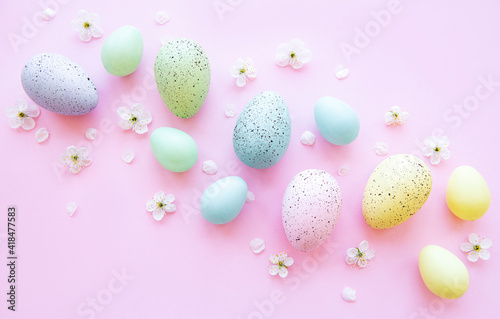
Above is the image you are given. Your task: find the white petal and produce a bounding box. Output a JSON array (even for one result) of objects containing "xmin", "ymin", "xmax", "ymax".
[
  {"xmin": 117, "ymin": 107, "xmax": 131, "ymax": 119},
  {"xmin": 338, "ymin": 166, "xmax": 351, "ymax": 176},
  {"xmin": 276, "ymin": 43, "xmax": 292, "ymax": 55},
  {"xmin": 133, "ymin": 124, "xmax": 149, "ymax": 134},
  {"xmin": 346, "ymin": 248, "xmax": 358, "ymax": 258},
  {"xmin": 438, "ymin": 136, "xmax": 450, "ymax": 147},
  {"xmin": 21, "ymin": 117, "xmax": 35, "ymax": 130},
  {"xmin": 202, "ymin": 160, "xmax": 218, "ymax": 175},
  {"xmin": 284, "ymin": 257, "xmax": 294, "ymax": 267},
  {"xmin": 269, "ymin": 265, "xmax": 279, "ymax": 275},
  {"xmin": 345, "ymin": 256, "xmax": 358, "ymax": 265},
  {"xmin": 66, "ymin": 202, "xmax": 77, "ymax": 217},
  {"xmin": 290, "ymin": 38, "xmax": 305, "ymax": 51},
  {"xmin": 478, "ymin": 249, "xmax": 490, "ymax": 260},
  {"xmin": 363, "ymin": 249, "xmax": 375, "ymax": 260},
  {"xmin": 460, "ymin": 242, "xmax": 473, "ymax": 252},
  {"xmin": 60, "ymin": 154, "xmax": 70, "ymax": 165},
  {"xmin": 467, "ymin": 251, "xmax": 479, "ymax": 262},
  {"xmin": 154, "ymin": 191, "xmax": 166, "ymax": 202},
  {"xmin": 423, "ymin": 138, "xmax": 436, "ymax": 150},
  {"xmin": 6, "ymin": 106, "xmax": 18, "ymax": 117},
  {"xmin": 335, "ymin": 64, "xmax": 350, "ymax": 80},
  {"xmin": 15, "ymin": 99, "xmax": 27, "ymax": 110},
  {"xmin": 278, "ymin": 267, "xmax": 288, "ymax": 278},
  {"xmin": 430, "ymin": 151, "xmax": 441, "ymax": 165},
  {"xmin": 155, "ymin": 11, "xmax": 170, "ymax": 24},
  {"xmin": 90, "ymin": 25, "xmax": 103, "ymax": 38},
  {"xmin": 79, "ymin": 30, "xmax": 92, "ymax": 42},
  {"xmin": 80, "ymin": 157, "xmax": 92, "ymax": 167},
  {"xmin": 469, "ymin": 233, "xmax": 480, "ymax": 245},
  {"xmin": 373, "ymin": 142, "xmax": 389, "ymax": 156},
  {"xmin": 245, "ymin": 191, "xmax": 255, "ymax": 204},
  {"xmin": 66, "ymin": 146, "xmax": 78, "ymax": 156},
  {"xmin": 249, "ymin": 238, "xmax": 265, "ymax": 254},
  {"xmin": 77, "ymin": 10, "xmax": 89, "ymax": 19},
  {"xmin": 357, "ymin": 258, "xmax": 369, "ymax": 268},
  {"xmin": 164, "ymin": 203, "xmax": 176, "ymax": 213},
  {"xmin": 69, "ymin": 163, "xmax": 82, "ymax": 173},
  {"xmin": 41, "ymin": 7, "xmax": 56, "ymax": 20},
  {"xmin": 480, "ymin": 238, "xmax": 492, "ymax": 249},
  {"xmin": 276, "ymin": 55, "xmax": 290, "ymax": 67},
  {"xmin": 85, "ymin": 128, "xmax": 97, "ymax": 140},
  {"xmin": 398, "ymin": 111, "xmax": 409, "ymax": 123},
  {"xmin": 8, "ymin": 117, "xmax": 22, "ymax": 128},
  {"xmin": 290, "ymin": 59, "xmax": 304, "ymax": 69},
  {"xmin": 384, "ymin": 112, "xmax": 395, "ymax": 125},
  {"xmin": 25, "ymin": 105, "xmax": 40, "ymax": 117},
  {"xmin": 269, "ymin": 254, "xmax": 279, "ymax": 264},
  {"xmin": 359, "ymin": 240, "xmax": 369, "ymax": 252},
  {"xmin": 152, "ymin": 209, "xmax": 165, "ymax": 221},
  {"xmin": 277, "ymin": 252, "xmax": 288, "ymax": 261},
  {"xmin": 119, "ymin": 119, "xmax": 134, "ymax": 130},
  {"xmin": 225, "ymin": 104, "xmax": 236, "ymax": 118},
  {"xmin": 299, "ymin": 49, "xmax": 312, "ymax": 64},
  {"xmin": 35, "ymin": 128, "xmax": 49, "ymax": 143},
  {"xmin": 78, "ymin": 147, "xmax": 88, "ymax": 157},
  {"xmin": 230, "ymin": 65, "xmax": 241, "ymax": 78},
  {"xmin": 71, "ymin": 19, "xmax": 83, "ymax": 31},
  {"xmin": 236, "ymin": 75, "xmax": 247, "ymax": 87},
  {"xmin": 146, "ymin": 200, "xmax": 157, "ymax": 212},
  {"xmin": 141, "ymin": 110, "xmax": 152, "ymax": 124},
  {"xmin": 440, "ymin": 148, "xmax": 451, "ymax": 160},
  {"xmin": 341, "ymin": 287, "xmax": 356, "ymax": 302},
  {"xmin": 164, "ymin": 193, "xmax": 175, "ymax": 203},
  {"xmin": 121, "ymin": 149, "xmax": 135, "ymax": 163},
  {"xmin": 300, "ymin": 131, "xmax": 315, "ymax": 146}
]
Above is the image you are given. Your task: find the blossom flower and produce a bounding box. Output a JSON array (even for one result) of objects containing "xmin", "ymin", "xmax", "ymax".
[
  {"xmin": 346, "ymin": 240, "xmax": 375, "ymax": 268},
  {"xmin": 460, "ymin": 233, "xmax": 492, "ymax": 262},
  {"xmin": 269, "ymin": 252, "xmax": 294, "ymax": 278},
  {"xmin": 146, "ymin": 191, "xmax": 176, "ymax": 221},
  {"xmin": 6, "ymin": 99, "xmax": 40, "ymax": 130},
  {"xmin": 59, "ymin": 146, "xmax": 92, "ymax": 173},
  {"xmin": 275, "ymin": 38, "xmax": 312, "ymax": 69},
  {"xmin": 117, "ymin": 103, "xmax": 152, "ymax": 134},
  {"xmin": 230, "ymin": 58, "xmax": 257, "ymax": 87},
  {"xmin": 422, "ymin": 135, "xmax": 450, "ymax": 165},
  {"xmin": 71, "ymin": 10, "xmax": 103, "ymax": 42},
  {"xmin": 384, "ymin": 106, "xmax": 408, "ymax": 126}
]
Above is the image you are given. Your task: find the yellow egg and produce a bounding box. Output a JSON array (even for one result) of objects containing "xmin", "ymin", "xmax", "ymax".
[
  {"xmin": 419, "ymin": 245, "xmax": 469, "ymax": 299},
  {"xmin": 362, "ymin": 154, "xmax": 432, "ymax": 229},
  {"xmin": 446, "ymin": 166, "xmax": 491, "ymax": 220}
]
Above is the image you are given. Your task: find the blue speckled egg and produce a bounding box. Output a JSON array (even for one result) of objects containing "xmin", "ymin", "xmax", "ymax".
[
  {"xmin": 314, "ymin": 97, "xmax": 359, "ymax": 145},
  {"xmin": 201, "ymin": 176, "xmax": 248, "ymax": 224},
  {"xmin": 282, "ymin": 169, "xmax": 342, "ymax": 252},
  {"xmin": 154, "ymin": 38, "xmax": 211, "ymax": 119},
  {"xmin": 21, "ymin": 53, "xmax": 98, "ymax": 115},
  {"xmin": 233, "ymin": 91, "xmax": 291, "ymax": 169}
]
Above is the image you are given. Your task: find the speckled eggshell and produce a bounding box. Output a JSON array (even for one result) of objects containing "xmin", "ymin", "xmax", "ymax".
[
  {"xmin": 362, "ymin": 154, "xmax": 432, "ymax": 229},
  {"xmin": 233, "ymin": 91, "xmax": 291, "ymax": 169},
  {"xmin": 154, "ymin": 38, "xmax": 211, "ymax": 118},
  {"xmin": 21, "ymin": 53, "xmax": 98, "ymax": 115},
  {"xmin": 282, "ymin": 169, "xmax": 342, "ymax": 252}
]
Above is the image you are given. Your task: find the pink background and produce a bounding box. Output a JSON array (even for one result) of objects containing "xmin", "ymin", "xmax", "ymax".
[{"xmin": 1, "ymin": 0, "xmax": 499, "ymax": 318}]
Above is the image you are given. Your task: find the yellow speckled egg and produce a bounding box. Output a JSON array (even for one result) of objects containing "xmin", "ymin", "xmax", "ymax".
[
  {"xmin": 362, "ymin": 154, "xmax": 432, "ymax": 229},
  {"xmin": 446, "ymin": 166, "xmax": 491, "ymax": 220},
  {"xmin": 419, "ymin": 245, "xmax": 469, "ymax": 299}
]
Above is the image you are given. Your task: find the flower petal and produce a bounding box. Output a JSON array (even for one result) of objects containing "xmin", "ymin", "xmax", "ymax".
[
  {"xmin": 152, "ymin": 209, "xmax": 165, "ymax": 221},
  {"xmin": 69, "ymin": 163, "xmax": 82, "ymax": 173},
  {"xmin": 78, "ymin": 147, "xmax": 88, "ymax": 157},
  {"xmin": 359, "ymin": 240, "xmax": 369, "ymax": 252},
  {"xmin": 478, "ymin": 249, "xmax": 490, "ymax": 260},
  {"xmin": 460, "ymin": 242, "xmax": 473, "ymax": 252},
  {"xmin": 276, "ymin": 43, "xmax": 292, "ymax": 55},
  {"xmin": 154, "ymin": 191, "xmax": 166, "ymax": 202},
  {"xmin": 15, "ymin": 99, "xmax": 27, "ymax": 110},
  {"xmin": 438, "ymin": 136, "xmax": 450, "ymax": 147},
  {"xmin": 384, "ymin": 112, "xmax": 395, "ymax": 125},
  {"xmin": 290, "ymin": 38, "xmax": 305, "ymax": 51},
  {"xmin": 90, "ymin": 25, "xmax": 103, "ymax": 38},
  {"xmin": 430, "ymin": 151, "xmax": 441, "ymax": 165},
  {"xmin": 269, "ymin": 254, "xmax": 279, "ymax": 264},
  {"xmin": 480, "ymin": 238, "xmax": 493, "ymax": 249},
  {"xmin": 164, "ymin": 203, "xmax": 176, "ymax": 213},
  {"xmin": 66, "ymin": 146, "xmax": 78, "ymax": 156},
  {"xmin": 117, "ymin": 107, "xmax": 131, "ymax": 119},
  {"xmin": 230, "ymin": 65, "xmax": 241, "ymax": 78},
  {"xmin": 469, "ymin": 233, "xmax": 480, "ymax": 245},
  {"xmin": 269, "ymin": 265, "xmax": 279, "ymax": 275},
  {"xmin": 358, "ymin": 258, "xmax": 369, "ymax": 268},
  {"xmin": 6, "ymin": 106, "xmax": 18, "ymax": 117},
  {"xmin": 440, "ymin": 148, "xmax": 451, "ymax": 160},
  {"xmin": 79, "ymin": 30, "xmax": 92, "ymax": 42},
  {"xmin": 133, "ymin": 124, "xmax": 148, "ymax": 134},
  {"xmin": 290, "ymin": 59, "xmax": 304, "ymax": 69},
  {"xmin": 8, "ymin": 117, "xmax": 22, "ymax": 128},
  {"xmin": 146, "ymin": 200, "xmax": 156, "ymax": 212},
  {"xmin": 391, "ymin": 106, "xmax": 401, "ymax": 113},
  {"xmin": 119, "ymin": 119, "xmax": 134, "ymax": 130},
  {"xmin": 276, "ymin": 55, "xmax": 290, "ymax": 67},
  {"xmin": 80, "ymin": 157, "xmax": 92, "ymax": 167},
  {"xmin": 21, "ymin": 117, "xmax": 35, "ymax": 130},
  {"xmin": 345, "ymin": 256, "xmax": 358, "ymax": 265},
  {"xmin": 346, "ymin": 248, "xmax": 358, "ymax": 258},
  {"xmin": 278, "ymin": 267, "xmax": 288, "ymax": 278},
  {"xmin": 423, "ymin": 138, "xmax": 436, "ymax": 151},
  {"xmin": 164, "ymin": 194, "xmax": 175, "ymax": 203},
  {"xmin": 284, "ymin": 257, "xmax": 294, "ymax": 267},
  {"xmin": 25, "ymin": 105, "xmax": 40, "ymax": 117},
  {"xmin": 467, "ymin": 251, "xmax": 479, "ymax": 262},
  {"xmin": 236, "ymin": 75, "xmax": 247, "ymax": 87},
  {"xmin": 363, "ymin": 249, "xmax": 375, "ymax": 260},
  {"xmin": 299, "ymin": 48, "xmax": 312, "ymax": 64}
]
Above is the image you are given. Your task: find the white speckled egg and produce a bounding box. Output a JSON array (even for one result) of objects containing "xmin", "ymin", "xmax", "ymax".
[
  {"xmin": 282, "ymin": 169, "xmax": 342, "ymax": 252},
  {"xmin": 233, "ymin": 91, "xmax": 291, "ymax": 169},
  {"xmin": 21, "ymin": 53, "xmax": 98, "ymax": 115},
  {"xmin": 154, "ymin": 38, "xmax": 211, "ymax": 118},
  {"xmin": 362, "ymin": 154, "xmax": 432, "ymax": 229}
]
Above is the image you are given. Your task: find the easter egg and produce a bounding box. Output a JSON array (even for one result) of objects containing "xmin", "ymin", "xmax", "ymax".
[
  {"xmin": 21, "ymin": 53, "xmax": 98, "ymax": 115},
  {"xmin": 446, "ymin": 166, "xmax": 491, "ymax": 220},
  {"xmin": 282, "ymin": 169, "xmax": 342, "ymax": 252},
  {"xmin": 362, "ymin": 154, "xmax": 432, "ymax": 229},
  {"xmin": 419, "ymin": 245, "xmax": 469, "ymax": 299},
  {"xmin": 154, "ymin": 38, "xmax": 211, "ymax": 118},
  {"xmin": 101, "ymin": 25, "xmax": 143, "ymax": 76},
  {"xmin": 201, "ymin": 176, "xmax": 248, "ymax": 224},
  {"xmin": 233, "ymin": 91, "xmax": 291, "ymax": 169},
  {"xmin": 150, "ymin": 127, "xmax": 198, "ymax": 173},
  {"xmin": 314, "ymin": 97, "xmax": 360, "ymax": 145}
]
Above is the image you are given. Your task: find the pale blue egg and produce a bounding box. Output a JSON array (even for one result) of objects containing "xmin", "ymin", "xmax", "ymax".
[
  {"xmin": 233, "ymin": 91, "xmax": 291, "ymax": 169},
  {"xmin": 314, "ymin": 97, "xmax": 360, "ymax": 145},
  {"xmin": 201, "ymin": 176, "xmax": 248, "ymax": 224}
]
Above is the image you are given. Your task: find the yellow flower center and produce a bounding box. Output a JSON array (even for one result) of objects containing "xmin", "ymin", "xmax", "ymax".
[
  {"xmin": 83, "ymin": 21, "xmax": 90, "ymax": 29},
  {"xmin": 357, "ymin": 248, "xmax": 364, "ymax": 258},
  {"xmin": 239, "ymin": 68, "xmax": 246, "ymax": 74},
  {"xmin": 290, "ymin": 52, "xmax": 296, "ymax": 58},
  {"xmin": 72, "ymin": 155, "xmax": 79, "ymax": 162},
  {"xmin": 130, "ymin": 116, "xmax": 138, "ymax": 124},
  {"xmin": 473, "ymin": 245, "xmax": 481, "ymax": 251},
  {"xmin": 158, "ymin": 202, "xmax": 165, "ymax": 209},
  {"xmin": 18, "ymin": 112, "xmax": 26, "ymax": 118},
  {"xmin": 278, "ymin": 261, "xmax": 285, "ymax": 267},
  {"xmin": 434, "ymin": 147, "xmax": 440, "ymax": 152}
]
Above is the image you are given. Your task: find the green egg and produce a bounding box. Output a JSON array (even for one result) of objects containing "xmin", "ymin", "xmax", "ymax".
[
  {"xmin": 150, "ymin": 127, "xmax": 198, "ymax": 173},
  {"xmin": 101, "ymin": 25, "xmax": 143, "ymax": 76}
]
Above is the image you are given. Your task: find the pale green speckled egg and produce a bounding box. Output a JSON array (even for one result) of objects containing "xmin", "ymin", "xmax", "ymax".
[
  {"xmin": 362, "ymin": 154, "xmax": 432, "ymax": 229},
  {"xmin": 154, "ymin": 38, "xmax": 211, "ymax": 119}
]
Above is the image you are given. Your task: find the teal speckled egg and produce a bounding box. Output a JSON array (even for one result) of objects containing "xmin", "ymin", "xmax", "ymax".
[
  {"xmin": 314, "ymin": 97, "xmax": 360, "ymax": 145},
  {"xmin": 201, "ymin": 176, "xmax": 248, "ymax": 224},
  {"xmin": 233, "ymin": 91, "xmax": 291, "ymax": 169},
  {"xmin": 101, "ymin": 25, "xmax": 143, "ymax": 76},
  {"xmin": 150, "ymin": 127, "xmax": 198, "ymax": 173},
  {"xmin": 154, "ymin": 38, "xmax": 211, "ymax": 118}
]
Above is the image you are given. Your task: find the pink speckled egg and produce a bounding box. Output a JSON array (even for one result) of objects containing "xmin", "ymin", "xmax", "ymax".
[{"xmin": 282, "ymin": 169, "xmax": 342, "ymax": 252}]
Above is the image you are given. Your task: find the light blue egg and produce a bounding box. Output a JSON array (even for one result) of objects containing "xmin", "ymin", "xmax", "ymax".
[
  {"xmin": 201, "ymin": 176, "xmax": 248, "ymax": 224},
  {"xmin": 314, "ymin": 97, "xmax": 360, "ymax": 145},
  {"xmin": 233, "ymin": 91, "xmax": 291, "ymax": 169}
]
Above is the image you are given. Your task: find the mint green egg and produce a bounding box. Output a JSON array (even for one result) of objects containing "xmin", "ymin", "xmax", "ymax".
[
  {"xmin": 314, "ymin": 97, "xmax": 360, "ymax": 145},
  {"xmin": 101, "ymin": 25, "xmax": 143, "ymax": 76},
  {"xmin": 154, "ymin": 38, "xmax": 211, "ymax": 118},
  {"xmin": 150, "ymin": 127, "xmax": 198, "ymax": 173},
  {"xmin": 201, "ymin": 176, "xmax": 248, "ymax": 224}
]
